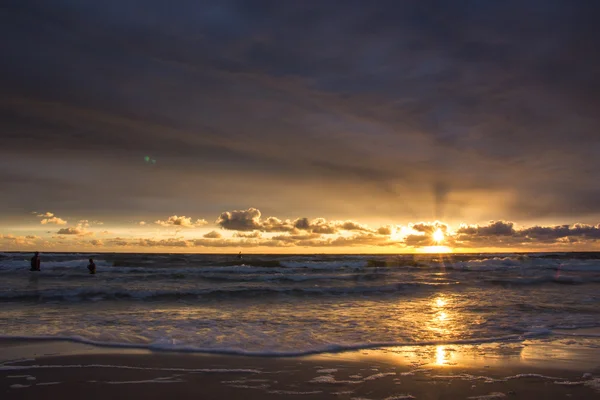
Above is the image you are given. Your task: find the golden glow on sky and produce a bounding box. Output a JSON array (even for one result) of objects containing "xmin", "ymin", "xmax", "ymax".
[
  {"xmin": 2, "ymin": 209, "xmax": 600, "ymax": 253},
  {"xmin": 419, "ymin": 246, "xmax": 452, "ymax": 253}
]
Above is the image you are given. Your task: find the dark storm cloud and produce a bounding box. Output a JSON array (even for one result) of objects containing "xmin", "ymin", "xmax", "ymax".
[
  {"xmin": 1, "ymin": 0, "xmax": 600, "ymax": 221},
  {"xmin": 216, "ymin": 208, "xmax": 263, "ymax": 231},
  {"xmin": 216, "ymin": 208, "xmax": 380, "ymax": 234},
  {"xmin": 521, "ymin": 224, "xmax": 600, "ymax": 241},
  {"xmin": 457, "ymin": 221, "xmax": 515, "ymax": 236},
  {"xmin": 453, "ymin": 220, "xmax": 600, "ymax": 248}
]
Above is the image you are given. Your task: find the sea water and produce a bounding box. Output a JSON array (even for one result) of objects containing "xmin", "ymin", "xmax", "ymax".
[{"xmin": 0, "ymin": 252, "xmax": 599, "ymax": 356}]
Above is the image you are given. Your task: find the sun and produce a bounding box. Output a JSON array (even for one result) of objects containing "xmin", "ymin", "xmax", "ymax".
[{"xmin": 433, "ymin": 228, "xmax": 445, "ymax": 243}]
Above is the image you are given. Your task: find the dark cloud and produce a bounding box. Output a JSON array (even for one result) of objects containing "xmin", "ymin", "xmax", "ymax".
[
  {"xmin": 404, "ymin": 234, "xmax": 436, "ymax": 247},
  {"xmin": 377, "ymin": 226, "xmax": 393, "ymax": 235},
  {"xmin": 203, "ymin": 230, "xmax": 223, "ymax": 239},
  {"xmin": 452, "ymin": 220, "xmax": 600, "ymax": 249},
  {"xmin": 457, "ymin": 221, "xmax": 515, "ymax": 236},
  {"xmin": 1, "ymin": 1, "xmax": 600, "ymax": 225},
  {"xmin": 521, "ymin": 224, "xmax": 600, "ymax": 241},
  {"xmin": 261, "ymin": 217, "xmax": 295, "ymax": 233},
  {"xmin": 216, "ymin": 208, "xmax": 377, "ymax": 235},
  {"xmin": 216, "ymin": 208, "xmax": 263, "ymax": 231},
  {"xmin": 56, "ymin": 227, "xmax": 85, "ymax": 235},
  {"xmin": 410, "ymin": 221, "xmax": 448, "ymax": 234},
  {"xmin": 338, "ymin": 221, "xmax": 375, "ymax": 233}
]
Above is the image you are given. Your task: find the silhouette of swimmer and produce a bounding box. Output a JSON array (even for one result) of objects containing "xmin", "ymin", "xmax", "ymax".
[
  {"xmin": 30, "ymin": 251, "xmax": 41, "ymax": 271},
  {"xmin": 87, "ymin": 258, "xmax": 96, "ymax": 274},
  {"xmin": 237, "ymin": 251, "xmax": 242, "ymax": 260}
]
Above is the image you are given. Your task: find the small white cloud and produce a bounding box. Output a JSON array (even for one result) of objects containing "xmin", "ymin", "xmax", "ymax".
[
  {"xmin": 37, "ymin": 212, "xmax": 54, "ymax": 218},
  {"xmin": 41, "ymin": 217, "xmax": 67, "ymax": 225},
  {"xmin": 139, "ymin": 221, "xmax": 146, "ymax": 226}
]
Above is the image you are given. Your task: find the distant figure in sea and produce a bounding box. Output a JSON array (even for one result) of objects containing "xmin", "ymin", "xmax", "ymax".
[
  {"xmin": 87, "ymin": 258, "xmax": 96, "ymax": 274},
  {"xmin": 30, "ymin": 251, "xmax": 41, "ymax": 271},
  {"xmin": 237, "ymin": 251, "xmax": 242, "ymax": 260}
]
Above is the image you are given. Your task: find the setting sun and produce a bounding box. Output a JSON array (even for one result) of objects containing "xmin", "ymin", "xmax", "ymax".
[{"xmin": 433, "ymin": 228, "xmax": 445, "ymax": 243}]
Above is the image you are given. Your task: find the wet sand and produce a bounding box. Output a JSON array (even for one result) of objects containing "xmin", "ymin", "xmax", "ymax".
[{"xmin": 1, "ymin": 340, "xmax": 599, "ymax": 399}]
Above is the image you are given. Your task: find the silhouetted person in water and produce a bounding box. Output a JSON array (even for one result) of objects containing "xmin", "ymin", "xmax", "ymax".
[
  {"xmin": 237, "ymin": 251, "xmax": 242, "ymax": 260},
  {"xmin": 30, "ymin": 251, "xmax": 41, "ymax": 271},
  {"xmin": 87, "ymin": 258, "xmax": 96, "ymax": 274}
]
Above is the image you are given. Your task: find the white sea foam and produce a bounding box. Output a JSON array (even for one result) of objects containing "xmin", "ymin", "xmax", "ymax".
[
  {"xmin": 267, "ymin": 390, "xmax": 323, "ymax": 395},
  {"xmin": 362, "ymin": 372, "xmax": 396, "ymax": 381},
  {"xmin": 0, "ymin": 330, "xmax": 552, "ymax": 357},
  {"xmin": 554, "ymin": 380, "xmax": 585, "ymax": 386},
  {"xmin": 585, "ymin": 378, "xmax": 600, "ymax": 391},
  {"xmin": 309, "ymin": 372, "xmax": 395, "ymax": 385},
  {"xmin": 227, "ymin": 384, "xmax": 270, "ymax": 389},
  {"xmin": 107, "ymin": 376, "xmax": 184, "ymax": 384},
  {"xmin": 431, "ymin": 374, "xmax": 501, "ymax": 383},
  {"xmin": 467, "ymin": 393, "xmax": 506, "ymax": 400},
  {"xmin": 400, "ymin": 368, "xmax": 432, "ymax": 376}
]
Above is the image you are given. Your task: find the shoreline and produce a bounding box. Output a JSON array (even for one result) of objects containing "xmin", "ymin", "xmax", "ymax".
[
  {"xmin": 2, "ymin": 339, "xmax": 599, "ymax": 399},
  {"xmin": 2, "ymin": 330, "xmax": 600, "ymax": 369}
]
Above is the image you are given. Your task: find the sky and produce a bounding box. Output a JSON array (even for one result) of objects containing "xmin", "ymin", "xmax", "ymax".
[{"xmin": 1, "ymin": 0, "xmax": 600, "ymax": 253}]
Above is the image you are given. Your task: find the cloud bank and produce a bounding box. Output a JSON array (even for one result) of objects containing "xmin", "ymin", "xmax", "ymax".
[{"xmin": 4, "ymin": 208, "xmax": 594, "ymax": 252}]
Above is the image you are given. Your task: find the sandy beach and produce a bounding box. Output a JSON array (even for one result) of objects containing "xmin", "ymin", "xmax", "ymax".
[{"xmin": 2, "ymin": 339, "xmax": 599, "ymax": 399}]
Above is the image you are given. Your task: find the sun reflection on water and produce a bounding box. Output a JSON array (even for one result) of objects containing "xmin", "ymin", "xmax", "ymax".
[
  {"xmin": 426, "ymin": 294, "xmax": 455, "ymax": 337},
  {"xmin": 437, "ymin": 311, "xmax": 447, "ymax": 322},
  {"xmin": 436, "ymin": 345, "xmax": 447, "ymax": 365}
]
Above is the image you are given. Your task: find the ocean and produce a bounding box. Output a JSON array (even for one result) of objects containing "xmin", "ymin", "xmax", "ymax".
[{"xmin": 1, "ymin": 252, "xmax": 599, "ymax": 356}]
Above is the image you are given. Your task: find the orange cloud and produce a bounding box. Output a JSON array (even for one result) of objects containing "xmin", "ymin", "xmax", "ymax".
[
  {"xmin": 41, "ymin": 216, "xmax": 67, "ymax": 225},
  {"xmin": 154, "ymin": 215, "xmax": 208, "ymax": 228}
]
